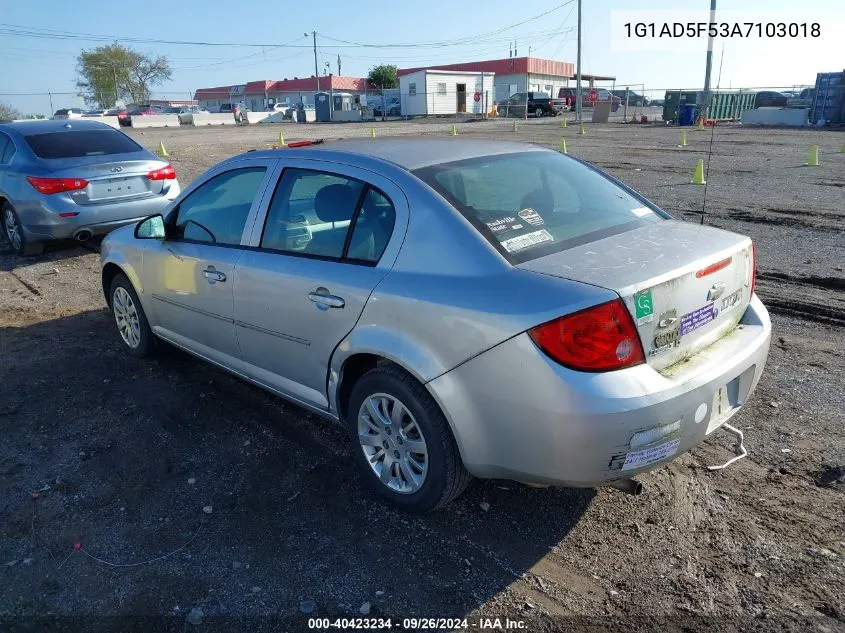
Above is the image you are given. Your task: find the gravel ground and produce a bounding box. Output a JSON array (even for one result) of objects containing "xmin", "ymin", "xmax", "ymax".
[{"xmin": 1, "ymin": 118, "xmax": 843, "ymax": 633}]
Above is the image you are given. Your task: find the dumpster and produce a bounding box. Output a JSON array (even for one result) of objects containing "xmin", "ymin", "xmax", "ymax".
[{"xmin": 679, "ymin": 104, "xmax": 697, "ymax": 126}]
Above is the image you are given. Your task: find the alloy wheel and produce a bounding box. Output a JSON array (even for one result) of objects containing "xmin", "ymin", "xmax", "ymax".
[
  {"xmin": 112, "ymin": 286, "xmax": 141, "ymax": 348},
  {"xmin": 4, "ymin": 208, "xmax": 21, "ymax": 251},
  {"xmin": 357, "ymin": 393, "xmax": 429, "ymax": 494}
]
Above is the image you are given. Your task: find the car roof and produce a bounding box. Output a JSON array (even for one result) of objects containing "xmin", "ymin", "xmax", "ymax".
[
  {"xmin": 242, "ymin": 138, "xmax": 549, "ymax": 171},
  {"xmin": 0, "ymin": 118, "xmax": 119, "ymax": 135}
]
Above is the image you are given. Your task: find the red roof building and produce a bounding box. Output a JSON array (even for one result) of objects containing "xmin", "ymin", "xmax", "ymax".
[
  {"xmin": 194, "ymin": 76, "xmax": 377, "ymax": 110},
  {"xmin": 398, "ymin": 57, "xmax": 575, "ymax": 79}
]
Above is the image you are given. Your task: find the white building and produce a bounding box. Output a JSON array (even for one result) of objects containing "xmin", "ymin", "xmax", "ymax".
[
  {"xmin": 399, "ymin": 57, "xmax": 614, "ymax": 107},
  {"xmin": 398, "ymin": 70, "xmax": 495, "ymax": 116}
]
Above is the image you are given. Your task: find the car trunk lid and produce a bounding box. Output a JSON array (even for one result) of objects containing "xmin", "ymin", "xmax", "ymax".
[
  {"xmin": 517, "ymin": 220, "xmax": 754, "ymax": 372},
  {"xmin": 37, "ymin": 155, "xmax": 169, "ymax": 204}
]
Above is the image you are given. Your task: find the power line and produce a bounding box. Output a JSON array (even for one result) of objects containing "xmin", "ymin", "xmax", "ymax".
[{"xmin": 0, "ymin": 3, "xmax": 576, "ymax": 50}]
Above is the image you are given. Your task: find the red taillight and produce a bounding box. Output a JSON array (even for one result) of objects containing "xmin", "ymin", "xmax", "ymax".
[
  {"xmin": 750, "ymin": 242, "xmax": 757, "ymax": 297},
  {"xmin": 528, "ymin": 299, "xmax": 645, "ymax": 372},
  {"xmin": 26, "ymin": 176, "xmax": 88, "ymax": 195},
  {"xmin": 695, "ymin": 256, "xmax": 732, "ymax": 278},
  {"xmin": 147, "ymin": 164, "xmax": 176, "ymax": 180}
]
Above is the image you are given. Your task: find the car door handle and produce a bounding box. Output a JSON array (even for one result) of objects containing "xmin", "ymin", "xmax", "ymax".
[
  {"xmin": 202, "ymin": 267, "xmax": 227, "ymax": 283},
  {"xmin": 308, "ymin": 291, "xmax": 345, "ymax": 309}
]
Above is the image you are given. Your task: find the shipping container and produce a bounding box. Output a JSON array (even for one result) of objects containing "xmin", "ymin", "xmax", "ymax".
[
  {"xmin": 663, "ymin": 90, "xmax": 757, "ymax": 123},
  {"xmin": 809, "ymin": 71, "xmax": 844, "ymax": 124}
]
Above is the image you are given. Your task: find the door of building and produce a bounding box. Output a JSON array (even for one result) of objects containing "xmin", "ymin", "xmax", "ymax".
[{"xmin": 456, "ymin": 84, "xmax": 466, "ymax": 113}]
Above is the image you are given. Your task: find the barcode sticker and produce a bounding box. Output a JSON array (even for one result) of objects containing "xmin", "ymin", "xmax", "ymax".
[{"xmin": 500, "ymin": 229, "xmax": 554, "ymax": 253}]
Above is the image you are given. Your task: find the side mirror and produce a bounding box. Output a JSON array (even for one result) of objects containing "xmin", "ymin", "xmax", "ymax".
[{"xmin": 135, "ymin": 214, "xmax": 166, "ymax": 240}]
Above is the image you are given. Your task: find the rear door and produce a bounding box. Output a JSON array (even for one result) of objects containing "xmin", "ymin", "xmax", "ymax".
[
  {"xmin": 142, "ymin": 160, "xmax": 277, "ymax": 365},
  {"xmin": 233, "ymin": 160, "xmax": 406, "ymax": 408}
]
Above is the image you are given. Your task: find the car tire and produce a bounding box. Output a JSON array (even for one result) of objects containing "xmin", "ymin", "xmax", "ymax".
[
  {"xmin": 2, "ymin": 203, "xmax": 43, "ymax": 256},
  {"xmin": 534, "ymin": 107, "xmax": 545, "ymax": 118},
  {"xmin": 346, "ymin": 365, "xmax": 471, "ymax": 512},
  {"xmin": 109, "ymin": 273, "xmax": 155, "ymax": 358}
]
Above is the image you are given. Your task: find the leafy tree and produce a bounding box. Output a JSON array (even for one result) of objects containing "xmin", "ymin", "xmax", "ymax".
[
  {"xmin": 77, "ymin": 44, "xmax": 171, "ymax": 107},
  {"xmin": 367, "ymin": 64, "xmax": 399, "ymax": 89},
  {"xmin": 0, "ymin": 102, "xmax": 22, "ymax": 121}
]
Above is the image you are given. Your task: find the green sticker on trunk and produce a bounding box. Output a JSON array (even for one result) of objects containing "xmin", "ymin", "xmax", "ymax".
[{"xmin": 635, "ymin": 289, "xmax": 654, "ymax": 323}]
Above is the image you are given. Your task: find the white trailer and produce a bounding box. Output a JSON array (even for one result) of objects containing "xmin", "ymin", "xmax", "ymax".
[{"xmin": 399, "ymin": 70, "xmax": 495, "ymax": 116}]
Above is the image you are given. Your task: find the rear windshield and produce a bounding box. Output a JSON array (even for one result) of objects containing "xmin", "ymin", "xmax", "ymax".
[
  {"xmin": 25, "ymin": 129, "xmax": 142, "ymax": 159},
  {"xmin": 414, "ymin": 151, "xmax": 665, "ymax": 264}
]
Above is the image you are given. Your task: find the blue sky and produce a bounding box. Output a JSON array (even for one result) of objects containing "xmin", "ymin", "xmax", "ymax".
[{"xmin": 1, "ymin": 0, "xmax": 842, "ymax": 115}]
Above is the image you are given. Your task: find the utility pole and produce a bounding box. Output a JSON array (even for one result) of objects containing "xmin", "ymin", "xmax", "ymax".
[
  {"xmin": 311, "ymin": 31, "xmax": 320, "ymax": 92},
  {"xmin": 575, "ymin": 0, "xmax": 582, "ymax": 122},
  {"xmin": 701, "ymin": 0, "xmax": 717, "ymax": 117},
  {"xmin": 337, "ymin": 54, "xmax": 342, "ymax": 76},
  {"xmin": 112, "ymin": 65, "xmax": 119, "ymax": 107}
]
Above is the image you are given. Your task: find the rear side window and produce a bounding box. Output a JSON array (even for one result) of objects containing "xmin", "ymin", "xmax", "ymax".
[
  {"xmin": 25, "ymin": 130, "xmax": 142, "ymax": 159},
  {"xmin": 260, "ymin": 168, "xmax": 395, "ymax": 264},
  {"xmin": 0, "ymin": 133, "xmax": 9, "ymax": 163},
  {"xmin": 414, "ymin": 151, "xmax": 664, "ymax": 265},
  {"xmin": 2, "ymin": 136, "xmax": 15, "ymax": 164},
  {"xmin": 174, "ymin": 167, "xmax": 267, "ymax": 246}
]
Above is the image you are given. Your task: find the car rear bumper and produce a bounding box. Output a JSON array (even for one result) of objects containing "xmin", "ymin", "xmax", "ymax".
[
  {"xmin": 427, "ymin": 295, "xmax": 771, "ymax": 487},
  {"xmin": 18, "ymin": 184, "xmax": 179, "ymax": 240}
]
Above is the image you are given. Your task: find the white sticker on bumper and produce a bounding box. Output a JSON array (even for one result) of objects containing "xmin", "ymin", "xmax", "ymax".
[{"xmin": 621, "ymin": 438, "xmax": 681, "ymax": 471}]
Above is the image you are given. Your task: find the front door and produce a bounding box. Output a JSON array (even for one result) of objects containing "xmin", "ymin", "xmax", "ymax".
[
  {"xmin": 143, "ymin": 163, "xmax": 275, "ymax": 365},
  {"xmin": 233, "ymin": 161, "xmax": 405, "ymax": 409},
  {"xmin": 456, "ymin": 84, "xmax": 467, "ymax": 113}
]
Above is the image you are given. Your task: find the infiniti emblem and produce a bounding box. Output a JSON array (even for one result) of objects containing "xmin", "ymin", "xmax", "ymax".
[{"xmin": 110, "ymin": 166, "xmax": 123, "ymax": 173}]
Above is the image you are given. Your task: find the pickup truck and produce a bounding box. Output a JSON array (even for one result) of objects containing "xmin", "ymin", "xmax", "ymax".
[{"xmin": 497, "ymin": 92, "xmax": 567, "ymax": 118}]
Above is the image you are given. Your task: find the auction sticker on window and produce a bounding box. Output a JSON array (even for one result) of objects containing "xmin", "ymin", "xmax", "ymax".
[
  {"xmin": 518, "ymin": 207, "xmax": 545, "ymax": 226},
  {"xmin": 486, "ymin": 217, "xmax": 518, "ymax": 233},
  {"xmin": 500, "ymin": 229, "xmax": 553, "ymax": 253},
  {"xmin": 620, "ymin": 438, "xmax": 680, "ymax": 471}
]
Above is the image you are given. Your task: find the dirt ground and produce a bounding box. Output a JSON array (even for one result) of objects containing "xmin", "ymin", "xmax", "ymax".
[{"xmin": 1, "ymin": 117, "xmax": 843, "ymax": 633}]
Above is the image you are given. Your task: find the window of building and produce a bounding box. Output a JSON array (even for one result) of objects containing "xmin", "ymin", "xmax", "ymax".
[
  {"xmin": 408, "ymin": 83, "xmax": 417, "ymax": 96},
  {"xmin": 437, "ymin": 82, "xmax": 447, "ymax": 95}
]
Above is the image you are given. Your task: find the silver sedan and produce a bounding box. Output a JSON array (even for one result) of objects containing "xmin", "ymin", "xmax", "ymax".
[
  {"xmin": 0, "ymin": 119, "xmax": 180, "ymax": 255},
  {"xmin": 100, "ymin": 138, "xmax": 771, "ymax": 512}
]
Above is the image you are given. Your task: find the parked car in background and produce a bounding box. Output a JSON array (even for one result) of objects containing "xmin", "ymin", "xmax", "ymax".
[
  {"xmin": 0, "ymin": 119, "xmax": 180, "ymax": 255},
  {"xmin": 117, "ymin": 108, "xmax": 131, "ymax": 126},
  {"xmin": 373, "ymin": 98, "xmax": 401, "ymax": 117},
  {"xmin": 52, "ymin": 108, "xmax": 85, "ymax": 120},
  {"xmin": 218, "ymin": 102, "xmax": 248, "ymax": 123},
  {"xmin": 498, "ymin": 92, "xmax": 565, "ymax": 118},
  {"xmin": 611, "ymin": 90, "xmax": 649, "ymax": 107},
  {"xmin": 127, "ymin": 104, "xmax": 166, "ymax": 117},
  {"xmin": 104, "ymin": 107, "xmax": 123, "ymax": 116},
  {"xmin": 164, "ymin": 105, "xmax": 209, "ymax": 124},
  {"xmin": 558, "ymin": 88, "xmax": 621, "ymax": 112},
  {"xmin": 267, "ymin": 103, "xmax": 290, "ymax": 113},
  {"xmin": 755, "ymin": 91, "xmax": 788, "ymax": 108},
  {"xmin": 100, "ymin": 137, "xmax": 769, "ymax": 512},
  {"xmin": 83, "ymin": 109, "xmax": 105, "ymax": 117},
  {"xmin": 787, "ymin": 88, "xmax": 815, "ymax": 108}
]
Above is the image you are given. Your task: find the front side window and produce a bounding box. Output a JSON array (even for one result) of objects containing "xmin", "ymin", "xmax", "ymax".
[
  {"xmin": 173, "ymin": 167, "xmax": 267, "ymax": 246},
  {"xmin": 260, "ymin": 168, "xmax": 395, "ymax": 264},
  {"xmin": 414, "ymin": 151, "xmax": 664, "ymax": 265}
]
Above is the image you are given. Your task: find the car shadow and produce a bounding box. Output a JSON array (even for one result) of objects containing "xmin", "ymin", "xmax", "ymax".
[
  {"xmin": 0, "ymin": 234, "xmax": 102, "ymax": 270},
  {"xmin": 0, "ymin": 310, "xmax": 593, "ymax": 629}
]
